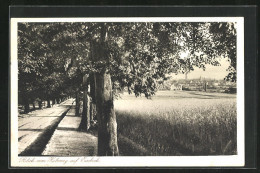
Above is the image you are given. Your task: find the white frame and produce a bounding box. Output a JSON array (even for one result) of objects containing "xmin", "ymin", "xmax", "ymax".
[{"xmin": 10, "ymin": 17, "xmax": 244, "ymax": 167}]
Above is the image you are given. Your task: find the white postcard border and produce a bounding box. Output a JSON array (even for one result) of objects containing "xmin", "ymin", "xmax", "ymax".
[{"xmin": 10, "ymin": 17, "xmax": 244, "ymax": 167}]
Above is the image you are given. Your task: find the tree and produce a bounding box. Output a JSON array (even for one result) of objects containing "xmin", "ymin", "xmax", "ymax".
[
  {"xmin": 18, "ymin": 22, "xmax": 236, "ymax": 156},
  {"xmin": 80, "ymin": 22, "xmax": 236, "ymax": 155},
  {"xmin": 209, "ymin": 23, "xmax": 237, "ymax": 82},
  {"xmin": 18, "ymin": 23, "xmax": 79, "ymax": 112},
  {"xmin": 18, "ymin": 23, "xmax": 48, "ymax": 112},
  {"xmin": 78, "ymin": 74, "xmax": 91, "ymax": 130}
]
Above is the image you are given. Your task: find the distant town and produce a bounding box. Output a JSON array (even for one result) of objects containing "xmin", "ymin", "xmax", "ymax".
[{"xmin": 158, "ymin": 76, "xmax": 236, "ymax": 93}]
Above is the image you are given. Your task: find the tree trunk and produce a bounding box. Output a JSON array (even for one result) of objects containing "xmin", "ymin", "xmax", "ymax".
[
  {"xmin": 24, "ymin": 97, "xmax": 30, "ymax": 113},
  {"xmin": 32, "ymin": 101, "xmax": 36, "ymax": 110},
  {"xmin": 79, "ymin": 75, "xmax": 90, "ymax": 131},
  {"xmin": 52, "ymin": 98, "xmax": 55, "ymax": 105},
  {"xmin": 75, "ymin": 92, "xmax": 80, "ymax": 116},
  {"xmin": 90, "ymin": 99, "xmax": 96, "ymax": 122},
  {"xmin": 95, "ymin": 71, "xmax": 119, "ymax": 156},
  {"xmin": 47, "ymin": 99, "xmax": 51, "ymax": 108},
  {"xmin": 89, "ymin": 74, "xmax": 96, "ymax": 121},
  {"xmin": 90, "ymin": 24, "xmax": 118, "ymax": 155},
  {"xmin": 38, "ymin": 101, "xmax": 42, "ymax": 109},
  {"xmin": 79, "ymin": 92, "xmax": 90, "ymax": 131}
]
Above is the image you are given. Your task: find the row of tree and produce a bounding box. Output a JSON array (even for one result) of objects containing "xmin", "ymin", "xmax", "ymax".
[{"xmin": 18, "ymin": 21, "xmax": 237, "ymax": 156}]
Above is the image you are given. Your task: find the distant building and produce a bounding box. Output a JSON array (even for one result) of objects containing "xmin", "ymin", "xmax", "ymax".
[
  {"xmin": 213, "ymin": 82, "xmax": 219, "ymax": 86},
  {"xmin": 170, "ymin": 84, "xmax": 183, "ymax": 91}
]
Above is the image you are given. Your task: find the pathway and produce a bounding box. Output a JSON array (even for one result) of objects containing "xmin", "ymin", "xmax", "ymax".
[
  {"xmin": 42, "ymin": 106, "xmax": 98, "ymax": 156},
  {"xmin": 18, "ymin": 99, "xmax": 74, "ymax": 155}
]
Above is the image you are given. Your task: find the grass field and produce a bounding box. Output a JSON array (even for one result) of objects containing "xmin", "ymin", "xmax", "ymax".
[{"xmin": 115, "ymin": 91, "xmax": 237, "ymax": 156}]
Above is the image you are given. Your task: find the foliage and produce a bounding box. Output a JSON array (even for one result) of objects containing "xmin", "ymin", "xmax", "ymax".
[
  {"xmin": 209, "ymin": 23, "xmax": 237, "ymax": 82},
  {"xmin": 18, "ymin": 21, "xmax": 237, "ymax": 104}
]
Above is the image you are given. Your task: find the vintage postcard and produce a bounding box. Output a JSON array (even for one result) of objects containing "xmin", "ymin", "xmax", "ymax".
[{"xmin": 10, "ymin": 17, "xmax": 244, "ymax": 167}]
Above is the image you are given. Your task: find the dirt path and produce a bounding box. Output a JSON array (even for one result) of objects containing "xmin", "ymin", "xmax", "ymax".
[
  {"xmin": 18, "ymin": 99, "xmax": 74, "ymax": 155},
  {"xmin": 42, "ymin": 107, "xmax": 97, "ymax": 156}
]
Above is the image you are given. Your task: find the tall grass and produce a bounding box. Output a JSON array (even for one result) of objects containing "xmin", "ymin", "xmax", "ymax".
[{"xmin": 115, "ymin": 91, "xmax": 237, "ymax": 156}]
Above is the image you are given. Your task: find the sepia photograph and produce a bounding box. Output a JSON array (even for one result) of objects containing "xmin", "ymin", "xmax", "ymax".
[{"xmin": 10, "ymin": 17, "xmax": 244, "ymax": 167}]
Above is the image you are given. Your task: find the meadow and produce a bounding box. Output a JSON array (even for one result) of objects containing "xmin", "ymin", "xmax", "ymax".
[{"xmin": 115, "ymin": 91, "xmax": 237, "ymax": 156}]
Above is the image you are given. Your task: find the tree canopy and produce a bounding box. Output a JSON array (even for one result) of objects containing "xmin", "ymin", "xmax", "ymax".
[{"xmin": 18, "ymin": 21, "xmax": 237, "ymax": 102}]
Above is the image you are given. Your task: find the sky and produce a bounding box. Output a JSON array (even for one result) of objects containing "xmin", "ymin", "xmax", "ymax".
[{"xmin": 170, "ymin": 58, "xmax": 230, "ymax": 80}]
